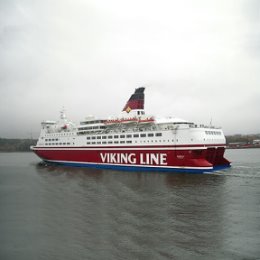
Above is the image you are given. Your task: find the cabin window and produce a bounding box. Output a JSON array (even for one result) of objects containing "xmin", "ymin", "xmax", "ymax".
[
  {"xmin": 87, "ymin": 137, "xmax": 91, "ymax": 140},
  {"xmin": 120, "ymin": 141, "xmax": 125, "ymax": 144},
  {"xmin": 126, "ymin": 134, "xmax": 132, "ymax": 138},
  {"xmin": 156, "ymin": 133, "xmax": 162, "ymax": 137},
  {"xmin": 97, "ymin": 136, "xmax": 101, "ymax": 139},
  {"xmin": 133, "ymin": 134, "xmax": 139, "ymax": 138},
  {"xmin": 148, "ymin": 133, "xmax": 154, "ymax": 137},
  {"xmin": 114, "ymin": 135, "xmax": 119, "ymax": 138},
  {"xmin": 102, "ymin": 141, "xmax": 107, "ymax": 144},
  {"xmin": 140, "ymin": 134, "xmax": 146, "ymax": 137},
  {"xmin": 126, "ymin": 140, "xmax": 132, "ymax": 144},
  {"xmin": 108, "ymin": 136, "xmax": 113, "ymax": 139},
  {"xmin": 91, "ymin": 136, "xmax": 96, "ymax": 139},
  {"xmin": 102, "ymin": 136, "xmax": 107, "ymax": 139},
  {"xmin": 120, "ymin": 135, "xmax": 125, "ymax": 138}
]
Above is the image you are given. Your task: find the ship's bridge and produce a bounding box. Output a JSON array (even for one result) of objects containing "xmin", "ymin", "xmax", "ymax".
[
  {"xmin": 41, "ymin": 121, "xmax": 56, "ymax": 129},
  {"xmin": 78, "ymin": 116, "xmax": 106, "ymax": 135},
  {"xmin": 121, "ymin": 109, "xmax": 145, "ymax": 119}
]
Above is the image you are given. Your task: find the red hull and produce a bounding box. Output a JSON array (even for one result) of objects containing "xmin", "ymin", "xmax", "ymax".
[{"xmin": 32, "ymin": 145, "xmax": 230, "ymax": 172}]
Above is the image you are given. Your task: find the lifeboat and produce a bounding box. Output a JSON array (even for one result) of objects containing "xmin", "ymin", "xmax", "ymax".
[
  {"xmin": 120, "ymin": 118, "xmax": 138, "ymax": 124},
  {"xmin": 137, "ymin": 117, "xmax": 155, "ymax": 124},
  {"xmin": 104, "ymin": 119, "xmax": 121, "ymax": 125},
  {"xmin": 105, "ymin": 117, "xmax": 139, "ymax": 125}
]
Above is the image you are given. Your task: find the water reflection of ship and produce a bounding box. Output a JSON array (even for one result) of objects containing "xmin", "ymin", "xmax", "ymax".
[
  {"xmin": 35, "ymin": 162, "xmax": 104, "ymax": 181},
  {"xmin": 31, "ymin": 166, "xmax": 228, "ymax": 257},
  {"xmin": 164, "ymin": 173, "xmax": 226, "ymax": 255},
  {"xmin": 165, "ymin": 172, "xmax": 226, "ymax": 187}
]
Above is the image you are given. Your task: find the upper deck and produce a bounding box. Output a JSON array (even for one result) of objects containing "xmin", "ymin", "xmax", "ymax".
[{"xmin": 35, "ymin": 87, "xmax": 226, "ymax": 148}]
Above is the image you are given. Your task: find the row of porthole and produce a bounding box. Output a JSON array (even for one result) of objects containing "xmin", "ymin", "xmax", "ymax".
[
  {"xmin": 205, "ymin": 131, "xmax": 222, "ymax": 135},
  {"xmin": 86, "ymin": 139, "xmax": 177, "ymax": 145},
  {"xmin": 46, "ymin": 133, "xmax": 75, "ymax": 137},
  {"xmin": 41, "ymin": 138, "xmax": 188, "ymax": 146},
  {"xmin": 45, "ymin": 143, "xmax": 71, "ymax": 145},
  {"xmin": 86, "ymin": 132, "xmax": 163, "ymax": 140}
]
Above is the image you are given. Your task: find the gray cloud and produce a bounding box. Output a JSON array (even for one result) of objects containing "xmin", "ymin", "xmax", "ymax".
[{"xmin": 0, "ymin": 0, "xmax": 259, "ymax": 138}]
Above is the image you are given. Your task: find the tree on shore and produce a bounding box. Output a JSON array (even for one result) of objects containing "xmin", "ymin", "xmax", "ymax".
[
  {"xmin": 226, "ymin": 134, "xmax": 260, "ymax": 144},
  {"xmin": 0, "ymin": 138, "xmax": 37, "ymax": 152}
]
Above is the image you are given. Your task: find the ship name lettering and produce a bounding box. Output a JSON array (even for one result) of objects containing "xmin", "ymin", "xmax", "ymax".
[
  {"xmin": 140, "ymin": 153, "xmax": 167, "ymax": 165},
  {"xmin": 100, "ymin": 152, "xmax": 167, "ymax": 165},
  {"xmin": 100, "ymin": 153, "xmax": 136, "ymax": 164}
]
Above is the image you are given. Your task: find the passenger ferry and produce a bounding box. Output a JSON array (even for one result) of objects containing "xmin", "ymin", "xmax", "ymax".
[{"xmin": 31, "ymin": 87, "xmax": 231, "ymax": 173}]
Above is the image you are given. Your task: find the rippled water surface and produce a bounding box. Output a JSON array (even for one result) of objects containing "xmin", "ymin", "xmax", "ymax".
[{"xmin": 0, "ymin": 149, "xmax": 259, "ymax": 260}]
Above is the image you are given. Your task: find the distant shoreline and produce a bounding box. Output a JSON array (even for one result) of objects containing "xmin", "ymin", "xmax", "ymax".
[
  {"xmin": 0, "ymin": 138, "xmax": 37, "ymax": 152},
  {"xmin": 0, "ymin": 151, "xmax": 34, "ymax": 153},
  {"xmin": 227, "ymin": 146, "xmax": 260, "ymax": 149}
]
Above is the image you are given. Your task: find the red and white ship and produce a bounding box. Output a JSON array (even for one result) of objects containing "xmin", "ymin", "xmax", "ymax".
[{"xmin": 31, "ymin": 87, "xmax": 230, "ymax": 173}]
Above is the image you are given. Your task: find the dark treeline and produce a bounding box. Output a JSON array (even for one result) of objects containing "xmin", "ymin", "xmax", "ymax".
[
  {"xmin": 0, "ymin": 138, "xmax": 37, "ymax": 152},
  {"xmin": 226, "ymin": 134, "xmax": 260, "ymax": 144}
]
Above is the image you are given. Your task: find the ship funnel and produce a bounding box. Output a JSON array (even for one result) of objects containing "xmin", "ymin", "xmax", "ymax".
[{"xmin": 122, "ymin": 87, "xmax": 145, "ymax": 112}]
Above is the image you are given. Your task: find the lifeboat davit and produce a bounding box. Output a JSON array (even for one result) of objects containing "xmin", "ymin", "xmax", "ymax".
[{"xmin": 138, "ymin": 117, "xmax": 155, "ymax": 124}]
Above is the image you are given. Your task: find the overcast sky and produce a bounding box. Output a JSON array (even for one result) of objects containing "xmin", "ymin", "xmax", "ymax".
[{"xmin": 0, "ymin": 0, "xmax": 259, "ymax": 138}]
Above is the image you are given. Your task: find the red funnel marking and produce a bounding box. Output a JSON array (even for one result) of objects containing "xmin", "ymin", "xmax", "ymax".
[{"xmin": 123, "ymin": 87, "xmax": 145, "ymax": 112}]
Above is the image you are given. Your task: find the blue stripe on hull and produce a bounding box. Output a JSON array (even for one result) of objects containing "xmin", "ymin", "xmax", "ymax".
[{"xmin": 43, "ymin": 160, "xmax": 231, "ymax": 174}]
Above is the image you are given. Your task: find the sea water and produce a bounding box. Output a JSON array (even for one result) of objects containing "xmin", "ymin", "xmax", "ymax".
[{"xmin": 0, "ymin": 149, "xmax": 259, "ymax": 260}]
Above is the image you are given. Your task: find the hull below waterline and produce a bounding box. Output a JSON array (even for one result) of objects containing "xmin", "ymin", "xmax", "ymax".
[{"xmin": 41, "ymin": 160, "xmax": 231, "ymax": 173}]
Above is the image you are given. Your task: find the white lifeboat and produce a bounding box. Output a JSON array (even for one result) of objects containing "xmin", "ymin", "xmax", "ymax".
[{"xmin": 138, "ymin": 116, "xmax": 155, "ymax": 124}]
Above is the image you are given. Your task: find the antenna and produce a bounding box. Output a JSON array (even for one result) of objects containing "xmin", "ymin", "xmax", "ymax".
[
  {"xmin": 60, "ymin": 107, "xmax": 66, "ymax": 120},
  {"xmin": 27, "ymin": 130, "xmax": 33, "ymax": 140}
]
